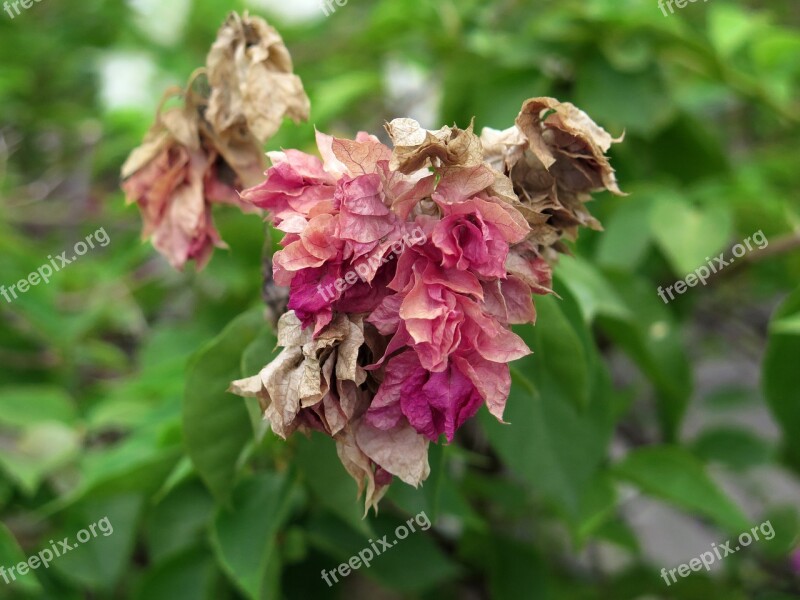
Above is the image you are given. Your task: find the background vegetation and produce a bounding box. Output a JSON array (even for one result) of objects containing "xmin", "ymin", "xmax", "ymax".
[{"xmin": 0, "ymin": 0, "xmax": 799, "ymax": 598}]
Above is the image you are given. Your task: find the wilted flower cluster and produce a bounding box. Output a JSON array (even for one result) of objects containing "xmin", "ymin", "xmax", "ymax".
[
  {"xmin": 230, "ymin": 102, "xmax": 623, "ymax": 511},
  {"xmin": 120, "ymin": 11, "xmax": 623, "ymax": 512},
  {"xmin": 121, "ymin": 13, "xmax": 309, "ymax": 269}
]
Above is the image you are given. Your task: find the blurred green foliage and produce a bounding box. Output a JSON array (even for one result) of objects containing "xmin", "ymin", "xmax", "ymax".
[{"xmin": 0, "ymin": 0, "xmax": 799, "ymax": 598}]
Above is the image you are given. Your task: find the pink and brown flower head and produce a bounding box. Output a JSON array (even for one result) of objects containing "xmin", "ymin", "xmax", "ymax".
[{"xmin": 231, "ymin": 98, "xmax": 623, "ymax": 511}]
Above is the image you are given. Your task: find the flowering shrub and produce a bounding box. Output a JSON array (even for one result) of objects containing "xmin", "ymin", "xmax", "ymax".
[
  {"xmin": 119, "ymin": 12, "xmax": 627, "ymax": 512},
  {"xmin": 5, "ymin": 3, "xmax": 800, "ymax": 598}
]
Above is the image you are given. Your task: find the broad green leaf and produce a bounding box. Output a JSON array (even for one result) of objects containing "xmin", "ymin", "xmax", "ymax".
[
  {"xmin": 650, "ymin": 195, "xmax": 733, "ymax": 276},
  {"xmin": 770, "ymin": 312, "xmax": 800, "ymax": 335},
  {"xmin": 613, "ymin": 446, "xmax": 749, "ymax": 533},
  {"xmin": 596, "ymin": 196, "xmax": 654, "ymax": 271},
  {"xmin": 308, "ymin": 72, "xmax": 381, "ymax": 124},
  {"xmin": 573, "ymin": 473, "xmax": 618, "ymax": 546},
  {"xmin": 487, "ymin": 535, "xmax": 548, "ymax": 600},
  {"xmin": 52, "ymin": 493, "xmax": 144, "ymax": 590},
  {"xmin": 240, "ymin": 323, "xmax": 279, "ymax": 441},
  {"xmin": 757, "ymin": 507, "xmax": 800, "ymax": 560},
  {"xmin": 574, "ymin": 55, "xmax": 675, "ymax": 135},
  {"xmin": 708, "ymin": 5, "xmax": 764, "ymax": 58},
  {"xmin": 0, "ymin": 522, "xmax": 42, "ymax": 594},
  {"xmin": 294, "ymin": 433, "xmax": 373, "ymax": 537},
  {"xmin": 146, "ymin": 480, "xmax": 215, "ymax": 564},
  {"xmin": 480, "ymin": 363, "xmax": 613, "ymax": 516},
  {"xmin": 599, "ymin": 272, "xmax": 692, "ymax": 441},
  {"xmin": 210, "ymin": 472, "xmax": 297, "ymax": 600},
  {"xmin": 520, "ymin": 294, "xmax": 590, "ymax": 411},
  {"xmin": 388, "ymin": 449, "xmax": 485, "ymax": 532},
  {"xmin": 763, "ymin": 286, "xmax": 800, "ymax": 467},
  {"xmin": 555, "ymin": 256, "xmax": 632, "ymax": 324},
  {"xmin": 134, "ymin": 548, "xmax": 218, "ymax": 600},
  {"xmin": 0, "ymin": 422, "xmax": 81, "ymax": 496},
  {"xmin": 0, "ymin": 387, "xmax": 77, "ymax": 428},
  {"xmin": 306, "ymin": 513, "xmax": 461, "ymax": 593},
  {"xmin": 594, "ymin": 519, "xmax": 640, "ymax": 554},
  {"xmin": 691, "ymin": 427, "xmax": 774, "ymax": 471},
  {"xmin": 68, "ymin": 419, "xmax": 181, "ymax": 503},
  {"xmin": 183, "ymin": 308, "xmax": 265, "ymax": 506}
]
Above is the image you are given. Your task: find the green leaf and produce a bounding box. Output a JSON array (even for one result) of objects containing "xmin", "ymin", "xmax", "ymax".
[
  {"xmin": 520, "ymin": 294, "xmax": 591, "ymax": 411},
  {"xmin": 294, "ymin": 433, "xmax": 373, "ymax": 537},
  {"xmin": 599, "ymin": 272, "xmax": 692, "ymax": 441},
  {"xmin": 65, "ymin": 416, "xmax": 181, "ymax": 505},
  {"xmin": 691, "ymin": 427, "xmax": 774, "ymax": 471},
  {"xmin": 387, "ymin": 448, "xmax": 484, "ymax": 532},
  {"xmin": 134, "ymin": 548, "xmax": 218, "ymax": 600},
  {"xmin": 0, "ymin": 386, "xmax": 77, "ymax": 428},
  {"xmin": 573, "ymin": 473, "xmax": 618, "ymax": 546},
  {"xmin": 183, "ymin": 308, "xmax": 265, "ymax": 506},
  {"xmin": 770, "ymin": 311, "xmax": 800, "ymax": 335},
  {"xmin": 210, "ymin": 472, "xmax": 297, "ymax": 600},
  {"xmin": 555, "ymin": 255, "xmax": 632, "ymax": 324},
  {"xmin": 763, "ymin": 286, "xmax": 800, "ymax": 467},
  {"xmin": 480, "ymin": 362, "xmax": 613, "ymax": 516},
  {"xmin": 52, "ymin": 493, "xmax": 144, "ymax": 590},
  {"xmin": 0, "ymin": 421, "xmax": 81, "ymax": 496},
  {"xmin": 612, "ymin": 446, "xmax": 749, "ymax": 533},
  {"xmin": 596, "ymin": 196, "xmax": 654, "ymax": 271},
  {"xmin": 146, "ymin": 480, "xmax": 215, "ymax": 564},
  {"xmin": 0, "ymin": 522, "xmax": 43, "ymax": 594},
  {"xmin": 487, "ymin": 535, "xmax": 548, "ymax": 600},
  {"xmin": 306, "ymin": 513, "xmax": 460, "ymax": 593},
  {"xmin": 240, "ymin": 323, "xmax": 279, "ymax": 441},
  {"xmin": 574, "ymin": 55, "xmax": 674, "ymax": 136},
  {"xmin": 708, "ymin": 5, "xmax": 764, "ymax": 58},
  {"xmin": 650, "ymin": 195, "xmax": 733, "ymax": 276}
]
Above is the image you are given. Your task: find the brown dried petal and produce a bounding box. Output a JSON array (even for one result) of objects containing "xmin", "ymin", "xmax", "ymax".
[
  {"xmin": 335, "ymin": 424, "xmax": 389, "ymax": 515},
  {"xmin": 354, "ymin": 420, "xmax": 430, "ymax": 487},
  {"xmin": 206, "ymin": 12, "xmax": 310, "ymax": 143},
  {"xmin": 386, "ymin": 118, "xmax": 484, "ymax": 174},
  {"xmin": 515, "ymin": 97, "xmax": 623, "ymax": 195},
  {"xmin": 229, "ymin": 311, "xmax": 370, "ymax": 439},
  {"xmin": 479, "ymin": 125, "xmax": 527, "ymax": 173}
]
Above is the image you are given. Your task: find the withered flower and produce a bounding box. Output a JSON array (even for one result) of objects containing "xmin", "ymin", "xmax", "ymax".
[
  {"xmin": 230, "ymin": 311, "xmax": 430, "ymax": 513},
  {"xmin": 121, "ymin": 12, "xmax": 310, "ymax": 270},
  {"xmin": 206, "ymin": 12, "xmax": 310, "ymax": 143}
]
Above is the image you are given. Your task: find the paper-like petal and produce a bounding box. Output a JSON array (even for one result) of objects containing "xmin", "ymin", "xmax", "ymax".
[{"xmin": 206, "ymin": 12, "xmax": 309, "ymax": 142}]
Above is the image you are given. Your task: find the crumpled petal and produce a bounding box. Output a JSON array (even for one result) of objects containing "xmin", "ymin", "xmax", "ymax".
[
  {"xmin": 386, "ymin": 118, "xmax": 484, "ymax": 174},
  {"xmin": 206, "ymin": 12, "xmax": 310, "ymax": 142}
]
